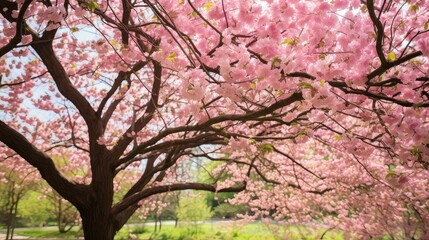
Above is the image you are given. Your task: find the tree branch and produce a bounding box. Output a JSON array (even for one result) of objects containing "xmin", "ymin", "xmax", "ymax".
[
  {"xmin": 111, "ymin": 182, "xmax": 245, "ymax": 216},
  {"xmin": 0, "ymin": 0, "xmax": 33, "ymax": 58},
  {"xmin": 120, "ymin": 148, "xmax": 181, "ymax": 201},
  {"xmin": 111, "ymin": 61, "xmax": 162, "ymax": 160},
  {"xmin": 30, "ymin": 43, "xmax": 101, "ymax": 143},
  {"xmin": 366, "ymin": 51, "xmax": 422, "ymax": 80},
  {"xmin": 0, "ymin": 120, "xmax": 89, "ymax": 209},
  {"xmin": 115, "ymin": 133, "xmax": 223, "ymax": 169},
  {"xmin": 99, "ymin": 61, "xmax": 147, "ymax": 126},
  {"xmin": 120, "ymin": 0, "xmax": 131, "ymax": 45},
  {"xmin": 272, "ymin": 146, "xmax": 323, "ymax": 179},
  {"xmin": 367, "ymin": 0, "xmax": 387, "ymax": 66},
  {"xmin": 114, "ymin": 92, "xmax": 303, "ymax": 165}
]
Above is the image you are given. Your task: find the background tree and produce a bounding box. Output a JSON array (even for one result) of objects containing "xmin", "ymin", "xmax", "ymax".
[
  {"xmin": 176, "ymin": 193, "xmax": 213, "ymax": 233},
  {"xmin": 0, "ymin": 160, "xmax": 37, "ymax": 240},
  {"xmin": 18, "ymin": 190, "xmax": 50, "ymax": 227},
  {"xmin": 41, "ymin": 156, "xmax": 83, "ymax": 233},
  {"xmin": 45, "ymin": 190, "xmax": 80, "ymax": 233},
  {"xmin": 212, "ymin": 202, "xmax": 246, "ymax": 220},
  {"xmin": 199, "ymin": 161, "xmax": 246, "ymax": 219},
  {"xmin": 149, "ymin": 192, "xmax": 181, "ymax": 230},
  {"xmin": 1, "ymin": 0, "xmax": 429, "ymax": 239}
]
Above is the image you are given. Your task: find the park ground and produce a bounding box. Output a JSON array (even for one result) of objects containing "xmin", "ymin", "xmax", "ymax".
[{"xmin": 1, "ymin": 221, "xmax": 346, "ymax": 240}]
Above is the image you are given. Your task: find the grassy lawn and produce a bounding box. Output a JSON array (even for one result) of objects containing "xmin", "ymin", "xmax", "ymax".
[
  {"xmin": 115, "ymin": 222, "xmax": 345, "ymax": 240},
  {"xmin": 14, "ymin": 227, "xmax": 81, "ymax": 238},
  {"xmin": 13, "ymin": 222, "xmax": 345, "ymax": 239}
]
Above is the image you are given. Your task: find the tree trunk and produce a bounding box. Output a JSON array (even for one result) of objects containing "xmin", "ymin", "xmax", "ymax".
[
  {"xmin": 5, "ymin": 193, "xmax": 18, "ymax": 240},
  {"xmin": 79, "ymin": 159, "xmax": 116, "ymax": 240},
  {"xmin": 10, "ymin": 202, "xmax": 18, "ymax": 240},
  {"xmin": 80, "ymin": 210, "xmax": 116, "ymax": 240},
  {"xmin": 74, "ymin": 144, "xmax": 117, "ymax": 239},
  {"xmin": 5, "ymin": 214, "xmax": 11, "ymax": 240},
  {"xmin": 57, "ymin": 198, "xmax": 63, "ymax": 233}
]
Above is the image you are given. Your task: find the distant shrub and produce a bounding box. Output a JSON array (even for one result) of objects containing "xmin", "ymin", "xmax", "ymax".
[{"xmin": 131, "ymin": 226, "xmax": 147, "ymax": 234}]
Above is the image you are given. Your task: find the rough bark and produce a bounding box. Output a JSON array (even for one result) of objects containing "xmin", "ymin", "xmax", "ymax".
[{"xmin": 80, "ymin": 210, "xmax": 116, "ymax": 240}]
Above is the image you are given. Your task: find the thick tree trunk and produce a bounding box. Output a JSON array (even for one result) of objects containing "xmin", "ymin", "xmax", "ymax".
[
  {"xmin": 80, "ymin": 155, "xmax": 117, "ymax": 240},
  {"xmin": 80, "ymin": 210, "xmax": 116, "ymax": 240}
]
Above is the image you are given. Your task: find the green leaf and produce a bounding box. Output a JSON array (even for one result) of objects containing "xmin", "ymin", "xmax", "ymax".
[
  {"xmin": 411, "ymin": 146, "xmax": 420, "ymax": 156},
  {"xmin": 282, "ymin": 37, "xmax": 299, "ymax": 46},
  {"xmin": 297, "ymin": 132, "xmax": 306, "ymax": 138},
  {"xmin": 297, "ymin": 82, "xmax": 315, "ymax": 90},
  {"xmin": 323, "ymin": 155, "xmax": 329, "ymax": 161},
  {"xmin": 387, "ymin": 164, "xmax": 397, "ymax": 171},
  {"xmin": 85, "ymin": 1, "xmax": 99, "ymax": 12},
  {"xmin": 250, "ymin": 82, "xmax": 255, "ymax": 90},
  {"xmin": 386, "ymin": 171, "xmax": 396, "ymax": 178},
  {"xmin": 167, "ymin": 52, "xmax": 176, "ymax": 62},
  {"xmin": 386, "ymin": 164, "xmax": 397, "ymax": 177},
  {"xmin": 409, "ymin": 4, "xmax": 419, "ymax": 12},
  {"xmin": 70, "ymin": 27, "xmax": 79, "ymax": 32},
  {"xmin": 316, "ymin": 39, "xmax": 325, "ymax": 49},
  {"xmin": 204, "ymin": 1, "xmax": 214, "ymax": 11},
  {"xmin": 282, "ymin": 37, "xmax": 292, "ymax": 45},
  {"xmin": 274, "ymin": 89, "xmax": 284, "ymax": 95},
  {"xmin": 187, "ymin": 83, "xmax": 194, "ymax": 91},
  {"xmin": 111, "ymin": 39, "xmax": 118, "ymax": 48},
  {"xmin": 271, "ymin": 56, "xmax": 281, "ymax": 68},
  {"xmin": 424, "ymin": 22, "xmax": 428, "ymax": 31},
  {"xmin": 386, "ymin": 52, "xmax": 396, "ymax": 62},
  {"xmin": 260, "ymin": 143, "xmax": 274, "ymax": 156}
]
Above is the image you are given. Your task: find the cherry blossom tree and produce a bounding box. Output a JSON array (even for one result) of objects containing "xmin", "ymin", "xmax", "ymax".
[
  {"xmin": 1, "ymin": 0, "xmax": 429, "ymax": 239},
  {"xmin": 0, "ymin": 156, "xmax": 37, "ymax": 240},
  {"xmin": 45, "ymin": 189, "xmax": 80, "ymax": 233}
]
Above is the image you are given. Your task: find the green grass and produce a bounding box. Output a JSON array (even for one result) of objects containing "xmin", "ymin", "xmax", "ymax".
[
  {"xmin": 14, "ymin": 227, "xmax": 82, "ymax": 239},
  {"xmin": 115, "ymin": 222, "xmax": 345, "ymax": 240},
  {"xmin": 12, "ymin": 222, "xmax": 345, "ymax": 239}
]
